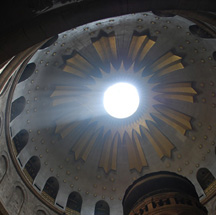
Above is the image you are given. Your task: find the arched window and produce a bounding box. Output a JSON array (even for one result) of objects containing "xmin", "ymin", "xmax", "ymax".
[
  {"xmin": 42, "ymin": 177, "xmax": 59, "ymax": 204},
  {"xmin": 189, "ymin": 25, "xmax": 213, "ymax": 38},
  {"xmin": 13, "ymin": 129, "xmax": 29, "ymax": 155},
  {"xmin": 39, "ymin": 35, "xmax": 58, "ymax": 49},
  {"xmin": 11, "ymin": 96, "xmax": 26, "ymax": 121},
  {"xmin": 95, "ymin": 200, "xmax": 110, "ymax": 215},
  {"xmin": 18, "ymin": 63, "xmax": 36, "ymax": 83},
  {"xmin": 152, "ymin": 11, "xmax": 175, "ymax": 17},
  {"xmin": 66, "ymin": 191, "xmax": 82, "ymax": 213},
  {"xmin": 24, "ymin": 156, "xmax": 41, "ymax": 183},
  {"xmin": 197, "ymin": 168, "xmax": 215, "ymax": 190}
]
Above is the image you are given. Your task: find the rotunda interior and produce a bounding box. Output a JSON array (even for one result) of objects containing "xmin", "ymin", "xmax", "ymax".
[{"xmin": 0, "ymin": 1, "xmax": 215, "ymax": 215}]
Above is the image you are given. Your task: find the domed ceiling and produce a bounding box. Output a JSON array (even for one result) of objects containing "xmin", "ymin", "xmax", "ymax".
[{"xmin": 6, "ymin": 12, "xmax": 216, "ymax": 214}]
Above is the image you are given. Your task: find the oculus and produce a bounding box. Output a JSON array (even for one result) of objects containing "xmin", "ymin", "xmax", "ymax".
[{"xmin": 103, "ymin": 82, "xmax": 140, "ymax": 119}]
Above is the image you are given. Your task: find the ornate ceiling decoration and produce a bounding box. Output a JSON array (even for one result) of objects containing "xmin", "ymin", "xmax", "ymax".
[{"xmin": 51, "ymin": 31, "xmax": 197, "ymax": 173}]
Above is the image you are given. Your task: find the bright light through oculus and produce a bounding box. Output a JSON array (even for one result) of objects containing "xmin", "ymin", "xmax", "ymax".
[{"xmin": 103, "ymin": 82, "xmax": 140, "ymax": 119}]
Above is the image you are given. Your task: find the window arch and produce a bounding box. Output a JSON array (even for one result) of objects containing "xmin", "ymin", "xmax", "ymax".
[
  {"xmin": 11, "ymin": 96, "xmax": 26, "ymax": 121},
  {"xmin": 197, "ymin": 168, "xmax": 215, "ymax": 190},
  {"xmin": 152, "ymin": 11, "xmax": 175, "ymax": 17},
  {"xmin": 66, "ymin": 191, "xmax": 82, "ymax": 213},
  {"xmin": 13, "ymin": 129, "xmax": 29, "ymax": 155},
  {"xmin": 39, "ymin": 35, "xmax": 58, "ymax": 49},
  {"xmin": 189, "ymin": 25, "xmax": 213, "ymax": 38},
  {"xmin": 18, "ymin": 63, "xmax": 36, "ymax": 83},
  {"xmin": 95, "ymin": 200, "xmax": 110, "ymax": 215},
  {"xmin": 24, "ymin": 156, "xmax": 41, "ymax": 183},
  {"xmin": 42, "ymin": 177, "xmax": 59, "ymax": 204}
]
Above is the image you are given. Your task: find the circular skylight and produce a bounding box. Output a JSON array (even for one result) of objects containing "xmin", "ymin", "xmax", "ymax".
[{"xmin": 103, "ymin": 82, "xmax": 140, "ymax": 119}]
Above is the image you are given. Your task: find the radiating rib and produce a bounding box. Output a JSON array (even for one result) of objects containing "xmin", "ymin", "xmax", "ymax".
[
  {"xmin": 93, "ymin": 35, "xmax": 117, "ymax": 64},
  {"xmin": 124, "ymin": 131, "xmax": 147, "ymax": 172},
  {"xmin": 153, "ymin": 82, "xmax": 197, "ymax": 94},
  {"xmin": 128, "ymin": 35, "xmax": 147, "ymax": 61},
  {"xmin": 149, "ymin": 52, "xmax": 182, "ymax": 72},
  {"xmin": 153, "ymin": 105, "xmax": 192, "ymax": 135},
  {"xmin": 141, "ymin": 123, "xmax": 174, "ymax": 159},
  {"xmin": 72, "ymin": 123, "xmax": 97, "ymax": 160},
  {"xmin": 99, "ymin": 131, "xmax": 118, "ymax": 173},
  {"xmin": 157, "ymin": 94, "xmax": 194, "ymax": 103}
]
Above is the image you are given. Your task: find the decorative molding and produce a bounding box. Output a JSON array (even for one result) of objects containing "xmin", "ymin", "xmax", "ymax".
[{"xmin": 201, "ymin": 180, "xmax": 216, "ymax": 205}]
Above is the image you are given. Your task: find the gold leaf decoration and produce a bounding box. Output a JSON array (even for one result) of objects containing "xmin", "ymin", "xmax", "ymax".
[
  {"xmin": 51, "ymin": 31, "xmax": 196, "ymax": 173},
  {"xmin": 128, "ymin": 35, "xmax": 155, "ymax": 63},
  {"xmin": 92, "ymin": 32, "xmax": 117, "ymax": 65},
  {"xmin": 99, "ymin": 131, "xmax": 119, "ymax": 173},
  {"xmin": 153, "ymin": 105, "xmax": 192, "ymax": 135},
  {"xmin": 141, "ymin": 122, "xmax": 174, "ymax": 159},
  {"xmin": 124, "ymin": 131, "xmax": 147, "ymax": 172},
  {"xmin": 72, "ymin": 123, "xmax": 98, "ymax": 161},
  {"xmin": 147, "ymin": 51, "xmax": 183, "ymax": 74},
  {"xmin": 63, "ymin": 53, "xmax": 95, "ymax": 78}
]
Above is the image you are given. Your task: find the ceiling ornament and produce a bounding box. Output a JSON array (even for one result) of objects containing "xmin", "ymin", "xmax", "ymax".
[{"xmin": 51, "ymin": 31, "xmax": 197, "ymax": 173}]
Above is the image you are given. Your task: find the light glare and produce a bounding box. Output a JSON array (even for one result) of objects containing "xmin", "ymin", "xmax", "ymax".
[{"xmin": 103, "ymin": 82, "xmax": 140, "ymax": 119}]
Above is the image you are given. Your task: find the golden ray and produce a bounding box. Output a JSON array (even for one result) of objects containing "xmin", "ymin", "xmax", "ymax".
[
  {"xmin": 92, "ymin": 34, "xmax": 117, "ymax": 64},
  {"xmin": 55, "ymin": 115, "xmax": 81, "ymax": 134},
  {"xmin": 128, "ymin": 35, "xmax": 156, "ymax": 63},
  {"xmin": 153, "ymin": 105, "xmax": 192, "ymax": 135},
  {"xmin": 154, "ymin": 82, "xmax": 197, "ymax": 103},
  {"xmin": 64, "ymin": 53, "xmax": 95, "ymax": 77},
  {"xmin": 124, "ymin": 131, "xmax": 147, "ymax": 172},
  {"xmin": 153, "ymin": 82, "xmax": 197, "ymax": 94},
  {"xmin": 141, "ymin": 123, "xmax": 175, "ymax": 159},
  {"xmin": 52, "ymin": 96, "xmax": 86, "ymax": 106},
  {"xmin": 63, "ymin": 65, "xmax": 87, "ymax": 78},
  {"xmin": 99, "ymin": 131, "xmax": 118, "ymax": 173},
  {"xmin": 111, "ymin": 133, "xmax": 119, "ymax": 170},
  {"xmin": 157, "ymin": 63, "xmax": 184, "ymax": 77},
  {"xmin": 51, "ymin": 86, "xmax": 88, "ymax": 97},
  {"xmin": 138, "ymin": 38, "xmax": 156, "ymax": 62},
  {"xmin": 58, "ymin": 121, "xmax": 82, "ymax": 139},
  {"xmin": 150, "ymin": 52, "xmax": 182, "ymax": 70},
  {"xmin": 132, "ymin": 130, "xmax": 148, "ymax": 167},
  {"xmin": 157, "ymin": 94, "xmax": 194, "ymax": 103},
  {"xmin": 81, "ymin": 127, "xmax": 103, "ymax": 161},
  {"xmin": 128, "ymin": 35, "xmax": 147, "ymax": 61},
  {"xmin": 72, "ymin": 123, "xmax": 98, "ymax": 160},
  {"xmin": 144, "ymin": 52, "xmax": 183, "ymax": 77}
]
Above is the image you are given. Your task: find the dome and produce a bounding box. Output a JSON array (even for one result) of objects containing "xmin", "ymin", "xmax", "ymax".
[{"xmin": 0, "ymin": 2, "xmax": 216, "ymax": 215}]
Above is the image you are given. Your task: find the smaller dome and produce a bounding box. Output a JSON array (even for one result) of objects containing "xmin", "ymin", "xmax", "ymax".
[{"xmin": 123, "ymin": 171, "xmax": 207, "ymax": 215}]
